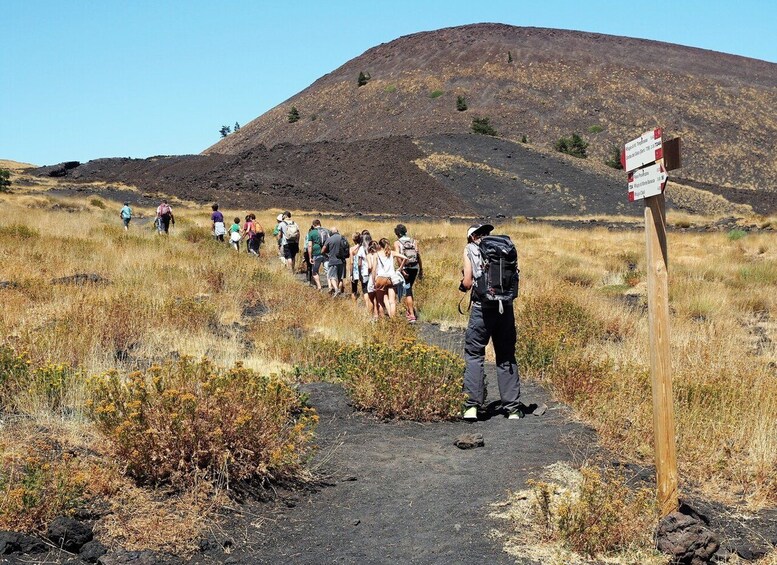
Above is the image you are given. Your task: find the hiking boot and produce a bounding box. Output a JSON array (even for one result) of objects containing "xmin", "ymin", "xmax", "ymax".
[
  {"xmin": 406, "ymin": 313, "xmax": 416, "ymax": 324},
  {"xmin": 507, "ymin": 408, "xmax": 524, "ymax": 420},
  {"xmin": 462, "ymin": 406, "xmax": 478, "ymax": 421}
]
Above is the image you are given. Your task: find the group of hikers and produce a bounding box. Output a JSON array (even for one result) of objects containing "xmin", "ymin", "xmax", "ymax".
[
  {"xmin": 273, "ymin": 211, "xmax": 423, "ymax": 323},
  {"xmin": 119, "ymin": 200, "xmax": 523, "ymax": 420}
]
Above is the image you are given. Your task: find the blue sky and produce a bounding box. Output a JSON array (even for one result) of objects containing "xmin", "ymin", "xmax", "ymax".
[{"xmin": 2, "ymin": 0, "xmax": 774, "ymax": 166}]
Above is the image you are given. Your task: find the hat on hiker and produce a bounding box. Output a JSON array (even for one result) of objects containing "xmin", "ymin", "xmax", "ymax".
[
  {"xmin": 467, "ymin": 224, "xmax": 494, "ymax": 240},
  {"xmin": 276, "ymin": 213, "xmax": 284, "ymax": 222}
]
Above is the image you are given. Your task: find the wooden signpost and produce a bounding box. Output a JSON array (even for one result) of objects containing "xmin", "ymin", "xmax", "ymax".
[{"xmin": 622, "ymin": 129, "xmax": 681, "ymax": 517}]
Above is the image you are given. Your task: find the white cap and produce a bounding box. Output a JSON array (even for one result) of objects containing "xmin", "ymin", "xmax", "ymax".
[
  {"xmin": 276, "ymin": 214, "xmax": 284, "ymax": 222},
  {"xmin": 467, "ymin": 224, "xmax": 494, "ymax": 240}
]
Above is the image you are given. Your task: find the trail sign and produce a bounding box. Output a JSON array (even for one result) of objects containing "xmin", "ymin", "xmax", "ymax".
[
  {"xmin": 622, "ymin": 128, "xmax": 663, "ymax": 172},
  {"xmin": 628, "ymin": 163, "xmax": 668, "ymax": 201}
]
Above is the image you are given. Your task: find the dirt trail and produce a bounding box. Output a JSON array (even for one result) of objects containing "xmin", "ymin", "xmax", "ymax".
[{"xmin": 186, "ymin": 322, "xmax": 595, "ymax": 564}]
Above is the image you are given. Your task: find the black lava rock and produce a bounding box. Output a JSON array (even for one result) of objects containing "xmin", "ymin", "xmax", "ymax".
[{"xmin": 46, "ymin": 516, "xmax": 93, "ymax": 553}]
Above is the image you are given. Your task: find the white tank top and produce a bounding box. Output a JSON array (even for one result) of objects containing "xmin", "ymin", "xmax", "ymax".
[{"xmin": 376, "ymin": 253, "xmax": 396, "ymax": 277}]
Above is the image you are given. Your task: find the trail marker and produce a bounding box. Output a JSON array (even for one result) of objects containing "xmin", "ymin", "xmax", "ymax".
[
  {"xmin": 623, "ymin": 129, "xmax": 681, "ymax": 518},
  {"xmin": 622, "ymin": 128, "xmax": 663, "ymax": 172},
  {"xmin": 628, "ymin": 162, "xmax": 668, "ymax": 201}
]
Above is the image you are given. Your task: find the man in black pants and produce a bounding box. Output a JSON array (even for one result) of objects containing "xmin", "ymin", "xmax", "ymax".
[{"xmin": 459, "ymin": 224, "xmax": 521, "ymax": 421}]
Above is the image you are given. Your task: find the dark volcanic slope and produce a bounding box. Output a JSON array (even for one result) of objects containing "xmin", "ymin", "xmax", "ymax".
[
  {"xmin": 43, "ymin": 137, "xmax": 472, "ymax": 216},
  {"xmin": 418, "ymin": 134, "xmax": 636, "ymax": 217},
  {"xmin": 206, "ymin": 24, "xmax": 777, "ymax": 193}
]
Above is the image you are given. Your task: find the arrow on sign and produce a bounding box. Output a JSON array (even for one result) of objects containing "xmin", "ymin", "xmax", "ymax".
[{"xmin": 628, "ymin": 163, "xmax": 668, "ymax": 202}]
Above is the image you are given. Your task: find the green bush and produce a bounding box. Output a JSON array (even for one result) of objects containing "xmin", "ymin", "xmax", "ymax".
[
  {"xmin": 384, "ymin": 84, "xmax": 396, "ymax": 93},
  {"xmin": 727, "ymin": 229, "xmax": 747, "ymax": 241},
  {"xmin": 521, "ymin": 135, "xmax": 528, "ymax": 143},
  {"xmin": 287, "ymin": 106, "xmax": 300, "ymax": 123},
  {"xmin": 0, "ymin": 169, "xmax": 11, "ymax": 192},
  {"xmin": 328, "ymin": 334, "xmax": 465, "ymax": 421},
  {"xmin": 357, "ymin": 71, "xmax": 371, "ymax": 87},
  {"xmin": 429, "ymin": 90, "xmax": 444, "ymax": 99},
  {"xmin": 88, "ymin": 357, "xmax": 317, "ymax": 488},
  {"xmin": 89, "ymin": 198, "xmax": 106, "ymax": 209},
  {"xmin": 604, "ymin": 145, "xmax": 623, "ymax": 169},
  {"xmin": 472, "ymin": 117, "xmax": 497, "ymax": 136},
  {"xmin": 587, "ymin": 125, "xmax": 604, "ymax": 134},
  {"xmin": 555, "ymin": 133, "xmax": 588, "ymax": 158},
  {"xmin": 456, "ymin": 95, "xmax": 467, "ymax": 111}
]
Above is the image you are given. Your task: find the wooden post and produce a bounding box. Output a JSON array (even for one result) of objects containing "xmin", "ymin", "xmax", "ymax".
[{"xmin": 644, "ymin": 189, "xmax": 679, "ymax": 517}]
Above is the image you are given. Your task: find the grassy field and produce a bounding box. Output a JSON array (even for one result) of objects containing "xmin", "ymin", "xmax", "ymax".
[{"xmin": 0, "ymin": 184, "xmax": 775, "ymax": 556}]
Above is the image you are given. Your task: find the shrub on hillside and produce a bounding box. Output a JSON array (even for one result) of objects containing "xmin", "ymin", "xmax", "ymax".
[
  {"xmin": 89, "ymin": 198, "xmax": 106, "ymax": 209},
  {"xmin": 472, "ymin": 117, "xmax": 497, "ymax": 136},
  {"xmin": 328, "ymin": 331, "xmax": 465, "ymax": 421},
  {"xmin": 456, "ymin": 95, "xmax": 468, "ymax": 111},
  {"xmin": 604, "ymin": 145, "xmax": 623, "ymax": 169},
  {"xmin": 357, "ymin": 71, "xmax": 371, "ymax": 87},
  {"xmin": 0, "ymin": 434, "xmax": 92, "ymax": 531},
  {"xmin": 429, "ymin": 90, "xmax": 444, "ymax": 99},
  {"xmin": 0, "ymin": 346, "xmax": 82, "ymax": 415},
  {"xmin": 87, "ymin": 358, "xmax": 317, "ymax": 488},
  {"xmin": 0, "ymin": 168, "xmax": 11, "ymax": 192},
  {"xmin": 530, "ymin": 466, "xmax": 656, "ymax": 557},
  {"xmin": 287, "ymin": 106, "xmax": 300, "ymax": 123},
  {"xmin": 555, "ymin": 133, "xmax": 588, "ymax": 158}
]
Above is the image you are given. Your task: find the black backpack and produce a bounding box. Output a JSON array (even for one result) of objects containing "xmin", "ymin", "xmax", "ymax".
[
  {"xmin": 471, "ymin": 235, "xmax": 519, "ymax": 305},
  {"xmin": 336, "ymin": 235, "xmax": 349, "ymax": 261}
]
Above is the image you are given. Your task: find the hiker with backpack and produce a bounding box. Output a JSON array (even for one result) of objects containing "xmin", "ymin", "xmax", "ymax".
[
  {"xmin": 321, "ymin": 226, "xmax": 349, "ymax": 296},
  {"xmin": 393, "ymin": 224, "xmax": 423, "ymax": 323},
  {"xmin": 459, "ymin": 224, "xmax": 522, "ymax": 421},
  {"xmin": 305, "ymin": 219, "xmax": 329, "ymax": 290},
  {"xmin": 279, "ymin": 211, "xmax": 301, "ymax": 272},
  {"xmin": 156, "ymin": 200, "xmax": 175, "ymax": 234},
  {"xmin": 242, "ymin": 214, "xmax": 257, "ymax": 255},
  {"xmin": 273, "ymin": 213, "xmax": 285, "ymax": 263},
  {"xmin": 249, "ymin": 213, "xmax": 264, "ymax": 255}
]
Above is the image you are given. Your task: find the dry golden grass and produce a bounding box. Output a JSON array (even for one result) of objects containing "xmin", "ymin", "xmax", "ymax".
[{"xmin": 1, "ymin": 187, "xmax": 775, "ymax": 553}]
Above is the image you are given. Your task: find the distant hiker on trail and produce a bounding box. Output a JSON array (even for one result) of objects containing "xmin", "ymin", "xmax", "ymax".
[
  {"xmin": 120, "ymin": 201, "xmax": 132, "ymax": 230},
  {"xmin": 350, "ymin": 232, "xmax": 367, "ymax": 303},
  {"xmin": 273, "ymin": 213, "xmax": 285, "ymax": 263},
  {"xmin": 459, "ymin": 224, "xmax": 521, "ymax": 421},
  {"xmin": 372, "ymin": 238, "xmax": 406, "ymax": 317},
  {"xmin": 250, "ymin": 213, "xmax": 264, "ymax": 255},
  {"xmin": 156, "ymin": 200, "xmax": 174, "ymax": 234},
  {"xmin": 321, "ymin": 226, "xmax": 349, "ymax": 296},
  {"xmin": 229, "ymin": 217, "xmax": 242, "ymax": 251},
  {"xmin": 279, "ymin": 212, "xmax": 301, "ymax": 272},
  {"xmin": 243, "ymin": 215, "xmax": 257, "ymax": 255},
  {"xmin": 211, "ymin": 203, "xmax": 226, "ymax": 242},
  {"xmin": 394, "ymin": 224, "xmax": 423, "ymax": 323},
  {"xmin": 306, "ymin": 219, "xmax": 328, "ymax": 291},
  {"xmin": 365, "ymin": 240, "xmax": 380, "ymax": 319}
]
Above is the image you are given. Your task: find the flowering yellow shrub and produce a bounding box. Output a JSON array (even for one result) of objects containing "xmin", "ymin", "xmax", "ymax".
[
  {"xmin": 331, "ymin": 337, "xmax": 465, "ymax": 421},
  {"xmin": 87, "ymin": 357, "xmax": 317, "ymax": 488},
  {"xmin": 0, "ymin": 346, "xmax": 82, "ymax": 414}
]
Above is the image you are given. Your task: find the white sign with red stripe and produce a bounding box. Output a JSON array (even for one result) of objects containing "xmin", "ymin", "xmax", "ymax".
[
  {"xmin": 628, "ymin": 162, "xmax": 668, "ymax": 201},
  {"xmin": 622, "ymin": 128, "xmax": 663, "ymax": 172}
]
